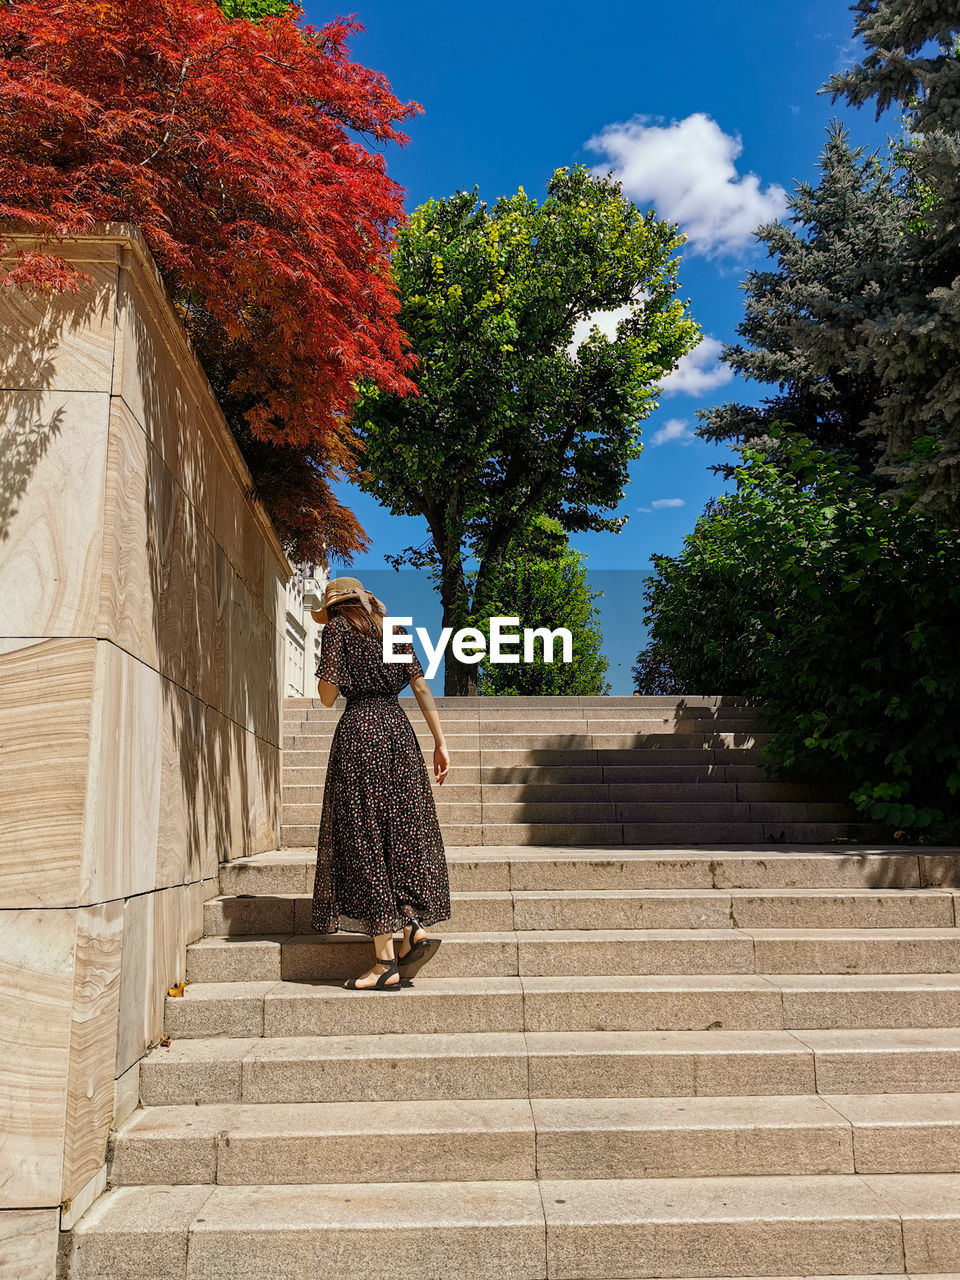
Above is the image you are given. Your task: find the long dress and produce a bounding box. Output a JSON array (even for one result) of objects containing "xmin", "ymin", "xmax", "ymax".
[{"xmin": 310, "ymin": 613, "xmax": 451, "ymax": 937}]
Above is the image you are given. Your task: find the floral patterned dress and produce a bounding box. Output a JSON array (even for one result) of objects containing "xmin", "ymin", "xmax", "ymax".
[{"xmin": 311, "ymin": 613, "xmax": 450, "ymax": 937}]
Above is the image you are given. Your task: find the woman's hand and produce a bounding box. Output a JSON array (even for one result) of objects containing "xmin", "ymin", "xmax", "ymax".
[{"xmin": 433, "ymin": 741, "xmax": 450, "ymax": 785}]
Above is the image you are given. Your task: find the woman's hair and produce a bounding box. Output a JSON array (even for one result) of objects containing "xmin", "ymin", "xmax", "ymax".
[{"xmin": 328, "ymin": 600, "xmax": 384, "ymax": 639}]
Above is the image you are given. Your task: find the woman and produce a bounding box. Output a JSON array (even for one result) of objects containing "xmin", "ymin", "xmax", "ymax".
[{"xmin": 310, "ymin": 576, "xmax": 451, "ymax": 991}]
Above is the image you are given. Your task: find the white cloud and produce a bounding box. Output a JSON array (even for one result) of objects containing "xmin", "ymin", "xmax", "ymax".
[
  {"xmin": 637, "ymin": 497, "xmax": 686, "ymax": 513},
  {"xmin": 587, "ymin": 112, "xmax": 788, "ymax": 256},
  {"xmin": 649, "ymin": 417, "xmax": 695, "ymax": 447},
  {"xmin": 662, "ymin": 337, "xmax": 734, "ymax": 396},
  {"xmin": 568, "ymin": 303, "xmax": 634, "ymax": 354}
]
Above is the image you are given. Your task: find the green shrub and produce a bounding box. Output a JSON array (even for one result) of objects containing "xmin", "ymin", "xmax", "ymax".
[{"xmin": 635, "ymin": 430, "xmax": 960, "ymax": 842}]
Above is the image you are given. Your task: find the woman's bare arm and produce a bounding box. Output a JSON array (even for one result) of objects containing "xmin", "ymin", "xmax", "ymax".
[
  {"xmin": 316, "ymin": 678, "xmax": 339, "ymax": 708},
  {"xmin": 410, "ymin": 673, "xmax": 449, "ymax": 784}
]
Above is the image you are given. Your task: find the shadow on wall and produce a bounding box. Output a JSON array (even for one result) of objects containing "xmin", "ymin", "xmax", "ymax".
[
  {"xmin": 125, "ymin": 258, "xmax": 283, "ymax": 876},
  {"xmin": 0, "ymin": 230, "xmax": 286, "ymax": 884},
  {"xmin": 0, "ymin": 279, "xmax": 105, "ymax": 542}
]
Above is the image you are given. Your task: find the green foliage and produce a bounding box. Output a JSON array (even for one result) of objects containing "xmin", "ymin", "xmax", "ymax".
[
  {"xmin": 696, "ymin": 123, "xmax": 903, "ymax": 484},
  {"xmin": 475, "ymin": 517, "xmax": 610, "ymax": 696},
  {"xmin": 216, "ymin": 0, "xmax": 293, "ymax": 19},
  {"xmin": 822, "ymin": 0, "xmax": 960, "ymax": 520},
  {"xmin": 635, "ymin": 430, "xmax": 960, "ymax": 841},
  {"xmin": 352, "ymin": 165, "xmax": 700, "ymax": 693},
  {"xmin": 631, "ymin": 640, "xmax": 680, "ymax": 696}
]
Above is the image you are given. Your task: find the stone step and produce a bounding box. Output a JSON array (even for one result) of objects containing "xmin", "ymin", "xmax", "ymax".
[
  {"xmin": 538, "ymin": 1173, "xmax": 954, "ymax": 1277},
  {"xmin": 281, "ymin": 821, "xmax": 486, "ymax": 847},
  {"xmin": 283, "ymin": 716, "xmax": 767, "ymax": 736},
  {"xmin": 281, "ymin": 779, "xmax": 842, "ymax": 803},
  {"xmin": 59, "ymin": 1180, "xmax": 546, "ymax": 1279},
  {"xmin": 281, "ymin": 799, "xmax": 859, "ymax": 825},
  {"xmin": 282, "ymin": 745, "xmax": 772, "ymax": 769},
  {"xmin": 187, "ymin": 928, "xmax": 960, "ymax": 983},
  {"xmin": 187, "ymin": 932, "xmax": 519, "ymax": 982},
  {"xmin": 62, "ymin": 1173, "xmax": 960, "ymax": 1277},
  {"xmin": 110, "ymin": 1098, "xmax": 538, "ymax": 1186},
  {"xmin": 483, "ymin": 746, "xmax": 772, "ymax": 765},
  {"xmin": 281, "ymin": 696, "xmax": 762, "ymax": 716},
  {"xmin": 203, "ymin": 887, "xmax": 957, "ymax": 937},
  {"xmin": 284, "ymin": 760, "xmax": 777, "ymax": 782},
  {"xmin": 163, "ymin": 973, "xmax": 960, "ymax": 1041},
  {"xmin": 283, "ymin": 730, "xmax": 776, "ymax": 751},
  {"xmin": 139, "ymin": 1027, "xmax": 960, "ymax": 1107},
  {"xmin": 284, "ymin": 699, "xmax": 764, "ymax": 717},
  {"xmin": 281, "ymin": 819, "xmax": 885, "ymax": 846},
  {"xmin": 220, "ymin": 846, "xmax": 958, "ymax": 895},
  {"xmin": 110, "ymin": 1092, "xmax": 960, "ymax": 1187}
]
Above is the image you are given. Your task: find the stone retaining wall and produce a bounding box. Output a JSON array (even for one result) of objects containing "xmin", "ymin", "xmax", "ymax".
[{"xmin": 0, "ymin": 226, "xmax": 291, "ymax": 1276}]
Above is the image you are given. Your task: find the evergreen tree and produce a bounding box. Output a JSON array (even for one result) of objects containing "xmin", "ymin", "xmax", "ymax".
[
  {"xmin": 824, "ymin": 0, "xmax": 960, "ymax": 518},
  {"xmin": 697, "ymin": 124, "xmax": 906, "ymax": 482}
]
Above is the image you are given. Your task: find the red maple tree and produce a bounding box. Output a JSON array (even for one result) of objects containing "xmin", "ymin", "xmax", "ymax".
[{"xmin": 0, "ymin": 0, "xmax": 420, "ymax": 558}]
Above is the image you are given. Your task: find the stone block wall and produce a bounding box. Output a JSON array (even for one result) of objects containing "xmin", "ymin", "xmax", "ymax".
[{"xmin": 0, "ymin": 226, "xmax": 291, "ymax": 1275}]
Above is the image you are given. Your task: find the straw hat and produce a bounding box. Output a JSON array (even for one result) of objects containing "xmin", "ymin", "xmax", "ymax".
[{"xmin": 310, "ymin": 575, "xmax": 386, "ymax": 624}]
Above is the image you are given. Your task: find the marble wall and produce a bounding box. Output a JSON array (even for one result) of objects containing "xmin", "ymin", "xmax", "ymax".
[{"xmin": 0, "ymin": 226, "xmax": 291, "ymax": 1276}]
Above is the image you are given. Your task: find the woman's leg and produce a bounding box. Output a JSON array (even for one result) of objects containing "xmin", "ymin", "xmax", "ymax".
[
  {"xmin": 396, "ymin": 918, "xmax": 427, "ymax": 960},
  {"xmin": 344, "ymin": 932, "xmax": 399, "ymax": 989}
]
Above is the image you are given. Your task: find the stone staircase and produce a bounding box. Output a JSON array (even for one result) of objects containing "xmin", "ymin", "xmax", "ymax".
[
  {"xmin": 281, "ymin": 695, "xmax": 884, "ymax": 845},
  {"xmin": 61, "ymin": 696, "xmax": 960, "ymax": 1278}
]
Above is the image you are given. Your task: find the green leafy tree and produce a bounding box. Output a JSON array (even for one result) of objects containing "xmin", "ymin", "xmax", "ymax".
[
  {"xmin": 217, "ymin": 0, "xmax": 292, "ymax": 17},
  {"xmin": 631, "ymin": 640, "xmax": 679, "ymax": 696},
  {"xmin": 352, "ymin": 165, "xmax": 700, "ymax": 694},
  {"xmin": 476, "ymin": 517, "xmax": 610, "ymax": 696},
  {"xmin": 634, "ymin": 430, "xmax": 960, "ymax": 841},
  {"xmin": 697, "ymin": 123, "xmax": 905, "ymax": 482},
  {"xmin": 824, "ymin": 1, "xmax": 960, "ymax": 518}
]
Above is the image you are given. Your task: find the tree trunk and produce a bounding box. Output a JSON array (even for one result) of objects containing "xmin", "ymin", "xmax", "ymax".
[{"xmin": 439, "ymin": 559, "xmax": 477, "ymax": 696}]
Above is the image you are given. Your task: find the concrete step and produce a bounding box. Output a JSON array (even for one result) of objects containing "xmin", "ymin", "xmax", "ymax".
[
  {"xmin": 284, "ymin": 761, "xmax": 780, "ymax": 782},
  {"xmin": 187, "ymin": 932, "xmax": 520, "ymax": 982},
  {"xmin": 284, "ymin": 699, "xmax": 765, "ymax": 717},
  {"xmin": 163, "ymin": 973, "xmax": 960, "ymax": 1040},
  {"xmin": 284, "ymin": 693, "xmax": 760, "ymax": 712},
  {"xmin": 62, "ymin": 1173, "xmax": 960, "ymax": 1277},
  {"xmin": 186, "ymin": 928, "xmax": 960, "ymax": 983},
  {"xmin": 110, "ymin": 1098, "xmax": 538, "ymax": 1186},
  {"xmin": 281, "ymin": 819, "xmax": 885, "ymax": 846},
  {"xmin": 112, "ymin": 1091, "xmax": 960, "ymax": 1187},
  {"xmin": 282, "ymin": 745, "xmax": 772, "ymax": 769},
  {"xmin": 281, "ymin": 779, "xmax": 844, "ymax": 802},
  {"xmin": 281, "ymin": 799, "xmax": 858, "ymax": 825},
  {"xmin": 483, "ymin": 746, "xmax": 772, "ymax": 765},
  {"xmin": 203, "ymin": 887, "xmax": 957, "ymax": 937},
  {"xmin": 140, "ymin": 1031, "xmax": 532, "ymax": 1105},
  {"xmin": 283, "ymin": 730, "xmax": 776, "ymax": 751},
  {"xmin": 537, "ymin": 1173, "xmax": 939, "ymax": 1277},
  {"xmin": 59, "ymin": 1180, "xmax": 546, "ymax": 1279},
  {"xmin": 285, "ymin": 694, "xmax": 758, "ymax": 707},
  {"xmin": 283, "ymin": 716, "xmax": 767, "ymax": 738},
  {"xmin": 139, "ymin": 1027, "xmax": 960, "ymax": 1106},
  {"xmin": 220, "ymin": 846, "xmax": 958, "ymax": 895}
]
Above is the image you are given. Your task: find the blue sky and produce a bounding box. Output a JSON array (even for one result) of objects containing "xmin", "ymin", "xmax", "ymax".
[{"xmin": 301, "ymin": 0, "xmax": 893, "ymax": 690}]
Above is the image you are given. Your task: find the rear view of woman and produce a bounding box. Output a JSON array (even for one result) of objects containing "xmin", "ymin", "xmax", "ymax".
[{"xmin": 310, "ymin": 576, "xmax": 451, "ymax": 990}]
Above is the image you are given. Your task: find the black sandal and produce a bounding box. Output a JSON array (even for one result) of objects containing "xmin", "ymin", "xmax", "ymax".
[
  {"xmin": 396, "ymin": 916, "xmax": 441, "ymax": 979},
  {"xmin": 343, "ymin": 958, "xmax": 400, "ymax": 991}
]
